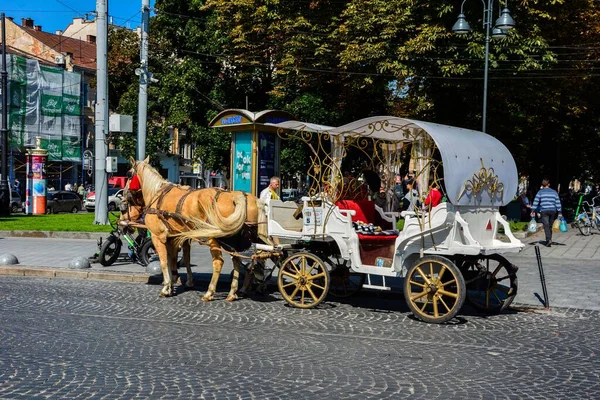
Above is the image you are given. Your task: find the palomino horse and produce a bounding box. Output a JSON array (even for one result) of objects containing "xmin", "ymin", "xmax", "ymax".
[
  {"xmin": 119, "ymin": 178, "xmax": 194, "ymax": 290},
  {"xmin": 130, "ymin": 157, "xmax": 270, "ymax": 300}
]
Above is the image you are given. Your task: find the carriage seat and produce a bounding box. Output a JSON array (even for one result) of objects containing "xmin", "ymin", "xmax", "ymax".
[{"xmin": 335, "ymin": 200, "xmax": 398, "ymax": 242}]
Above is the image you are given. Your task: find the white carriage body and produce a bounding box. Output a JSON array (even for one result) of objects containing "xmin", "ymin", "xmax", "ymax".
[{"xmin": 265, "ymin": 116, "xmax": 524, "ymax": 279}]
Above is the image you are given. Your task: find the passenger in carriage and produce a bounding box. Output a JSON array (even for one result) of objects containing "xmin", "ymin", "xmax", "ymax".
[
  {"xmin": 402, "ymin": 179, "xmax": 420, "ymax": 212},
  {"xmin": 423, "ymin": 182, "xmax": 443, "ymax": 209}
]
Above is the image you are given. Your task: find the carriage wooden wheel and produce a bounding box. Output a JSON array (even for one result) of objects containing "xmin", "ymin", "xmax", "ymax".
[
  {"xmin": 404, "ymin": 256, "xmax": 466, "ymax": 323},
  {"xmin": 277, "ymin": 252, "xmax": 330, "ymax": 308},
  {"xmin": 461, "ymin": 254, "xmax": 518, "ymax": 314},
  {"xmin": 324, "ymin": 257, "xmax": 365, "ymax": 298}
]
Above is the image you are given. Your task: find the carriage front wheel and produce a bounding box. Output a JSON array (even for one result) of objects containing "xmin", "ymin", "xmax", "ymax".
[
  {"xmin": 277, "ymin": 252, "xmax": 330, "ymax": 309},
  {"xmin": 404, "ymin": 255, "xmax": 466, "ymax": 323}
]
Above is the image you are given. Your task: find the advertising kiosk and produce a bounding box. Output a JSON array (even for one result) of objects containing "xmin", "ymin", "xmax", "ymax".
[
  {"xmin": 208, "ymin": 109, "xmax": 294, "ymax": 195},
  {"xmin": 25, "ymin": 137, "xmax": 48, "ymax": 215}
]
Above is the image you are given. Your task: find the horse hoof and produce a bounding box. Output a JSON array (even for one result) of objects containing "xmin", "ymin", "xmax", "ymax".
[
  {"xmin": 202, "ymin": 295, "xmax": 213, "ymax": 302},
  {"xmin": 184, "ymin": 284, "xmax": 194, "ymax": 291},
  {"xmin": 226, "ymin": 294, "xmax": 238, "ymax": 302},
  {"xmin": 159, "ymin": 292, "xmax": 172, "ymax": 298}
]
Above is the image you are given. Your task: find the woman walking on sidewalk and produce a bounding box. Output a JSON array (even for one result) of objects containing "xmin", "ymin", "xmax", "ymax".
[{"xmin": 531, "ymin": 179, "xmax": 562, "ymax": 247}]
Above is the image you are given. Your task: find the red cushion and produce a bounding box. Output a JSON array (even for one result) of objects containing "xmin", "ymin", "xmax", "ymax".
[
  {"xmin": 357, "ymin": 233, "xmax": 398, "ymax": 241},
  {"xmin": 336, "ymin": 200, "xmax": 375, "ymax": 224}
]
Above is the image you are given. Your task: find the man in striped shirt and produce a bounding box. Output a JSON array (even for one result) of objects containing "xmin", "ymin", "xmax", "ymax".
[{"xmin": 531, "ymin": 179, "xmax": 563, "ymax": 247}]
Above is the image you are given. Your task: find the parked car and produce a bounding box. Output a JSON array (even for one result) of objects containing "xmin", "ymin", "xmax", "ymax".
[
  {"xmin": 46, "ymin": 191, "xmax": 82, "ymax": 214},
  {"xmin": 281, "ymin": 188, "xmax": 301, "ymax": 202},
  {"xmin": 10, "ymin": 190, "xmax": 22, "ymax": 213},
  {"xmin": 84, "ymin": 189, "xmax": 123, "ymax": 212}
]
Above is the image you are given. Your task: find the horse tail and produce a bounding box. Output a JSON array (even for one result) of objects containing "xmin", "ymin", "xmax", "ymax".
[
  {"xmin": 172, "ymin": 193, "xmax": 248, "ymax": 245},
  {"xmin": 255, "ymin": 199, "xmax": 272, "ymax": 246}
]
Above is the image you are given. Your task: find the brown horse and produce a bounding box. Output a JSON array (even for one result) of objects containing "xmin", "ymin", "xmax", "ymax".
[
  {"xmin": 130, "ymin": 157, "xmax": 270, "ymax": 300},
  {"xmin": 119, "ymin": 179, "xmax": 194, "ymax": 290}
]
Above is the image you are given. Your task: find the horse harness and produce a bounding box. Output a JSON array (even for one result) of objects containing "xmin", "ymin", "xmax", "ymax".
[{"xmin": 143, "ymin": 183, "xmax": 197, "ymax": 232}]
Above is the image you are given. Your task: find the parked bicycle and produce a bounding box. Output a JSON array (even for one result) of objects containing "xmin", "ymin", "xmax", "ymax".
[
  {"xmin": 96, "ymin": 213, "xmax": 155, "ymax": 266},
  {"xmin": 572, "ymin": 194, "xmax": 600, "ymax": 236}
]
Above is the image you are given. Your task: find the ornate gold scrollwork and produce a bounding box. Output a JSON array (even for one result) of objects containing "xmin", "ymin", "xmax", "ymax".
[{"xmin": 457, "ymin": 159, "xmax": 504, "ymax": 202}]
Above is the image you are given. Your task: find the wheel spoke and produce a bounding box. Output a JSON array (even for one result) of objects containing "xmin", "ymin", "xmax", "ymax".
[
  {"xmin": 306, "ymin": 286, "xmax": 319, "ymax": 302},
  {"xmin": 301, "ymin": 257, "xmax": 306, "ymax": 275},
  {"xmin": 416, "ymin": 267, "xmax": 432, "ymax": 285},
  {"xmin": 281, "ymin": 281, "xmax": 297, "ymax": 289},
  {"xmin": 310, "ymin": 282, "xmax": 326, "ymax": 291},
  {"xmin": 305, "ymin": 261, "xmax": 316, "ymax": 276},
  {"xmin": 289, "ymin": 261, "xmax": 301, "ymax": 275},
  {"xmin": 485, "ymin": 289, "xmax": 490, "ymax": 308},
  {"xmin": 419, "ymin": 297, "xmax": 430, "ymax": 312},
  {"xmin": 300, "ymin": 288, "xmax": 306, "ymax": 304},
  {"xmin": 495, "ymin": 274, "xmax": 511, "ymax": 283},
  {"xmin": 281, "ymin": 269, "xmax": 299, "ymax": 280},
  {"xmin": 409, "ymin": 280, "xmax": 427, "ymax": 288},
  {"xmin": 439, "ymin": 296, "xmax": 451, "ymax": 312},
  {"xmin": 441, "ymin": 279, "xmax": 457, "ymax": 288},
  {"xmin": 289, "ymin": 285, "xmax": 300, "ymax": 299},
  {"xmin": 433, "ymin": 296, "xmax": 439, "ymax": 317},
  {"xmin": 437, "ymin": 265, "xmax": 447, "ymax": 282},
  {"xmin": 429, "ymin": 262, "xmax": 434, "ymax": 279},
  {"xmin": 307, "ymin": 271, "xmax": 326, "ymax": 281},
  {"xmin": 438, "ymin": 289, "xmax": 458, "ymax": 299},
  {"xmin": 491, "ymin": 264, "xmax": 503, "ymax": 278},
  {"xmin": 410, "ymin": 290, "xmax": 428, "ymax": 302},
  {"xmin": 492, "ymin": 289, "xmax": 503, "ymax": 304}
]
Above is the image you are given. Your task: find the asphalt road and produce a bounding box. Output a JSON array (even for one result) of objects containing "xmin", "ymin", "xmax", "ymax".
[{"xmin": 0, "ymin": 277, "xmax": 598, "ymax": 399}]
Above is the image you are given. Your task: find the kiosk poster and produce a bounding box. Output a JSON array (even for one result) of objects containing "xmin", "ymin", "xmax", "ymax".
[
  {"xmin": 257, "ymin": 132, "xmax": 276, "ymax": 194},
  {"xmin": 233, "ymin": 131, "xmax": 252, "ymax": 192}
]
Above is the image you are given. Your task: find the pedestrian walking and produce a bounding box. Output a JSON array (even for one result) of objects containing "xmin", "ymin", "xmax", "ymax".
[
  {"xmin": 531, "ymin": 179, "xmax": 562, "ymax": 247},
  {"xmin": 260, "ymin": 176, "xmax": 280, "ymax": 203}
]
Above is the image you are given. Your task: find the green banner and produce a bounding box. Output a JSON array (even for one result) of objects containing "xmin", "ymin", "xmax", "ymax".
[{"xmin": 7, "ymin": 55, "xmax": 82, "ymax": 161}]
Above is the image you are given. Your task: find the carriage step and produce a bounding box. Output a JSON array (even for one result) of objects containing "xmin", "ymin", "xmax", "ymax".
[{"xmin": 362, "ymin": 284, "xmax": 392, "ymax": 291}]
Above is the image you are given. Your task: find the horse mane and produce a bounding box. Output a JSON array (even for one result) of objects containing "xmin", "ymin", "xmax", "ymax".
[{"xmin": 137, "ymin": 161, "xmax": 168, "ymax": 199}]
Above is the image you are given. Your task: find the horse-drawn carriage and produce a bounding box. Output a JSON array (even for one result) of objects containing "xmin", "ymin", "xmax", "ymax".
[{"xmin": 124, "ymin": 115, "xmax": 523, "ymax": 324}]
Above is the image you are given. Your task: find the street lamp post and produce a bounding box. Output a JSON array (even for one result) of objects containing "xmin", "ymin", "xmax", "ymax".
[
  {"xmin": 452, "ymin": 1, "xmax": 515, "ymax": 133},
  {"xmin": 1, "ymin": 13, "xmax": 10, "ymax": 216}
]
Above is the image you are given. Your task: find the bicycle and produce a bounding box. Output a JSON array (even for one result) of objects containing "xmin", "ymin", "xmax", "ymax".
[
  {"xmin": 96, "ymin": 213, "xmax": 155, "ymax": 266},
  {"xmin": 572, "ymin": 194, "xmax": 600, "ymax": 236}
]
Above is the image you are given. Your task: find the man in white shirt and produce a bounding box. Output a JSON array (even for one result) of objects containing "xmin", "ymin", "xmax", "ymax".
[
  {"xmin": 260, "ymin": 176, "xmax": 280, "ymax": 203},
  {"xmin": 64, "ymin": 182, "xmax": 72, "ymax": 191}
]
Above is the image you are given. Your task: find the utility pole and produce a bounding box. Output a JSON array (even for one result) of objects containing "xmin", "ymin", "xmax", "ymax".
[
  {"xmin": 136, "ymin": 0, "xmax": 150, "ymax": 161},
  {"xmin": 94, "ymin": 0, "xmax": 109, "ymax": 224},
  {"xmin": 0, "ymin": 13, "xmax": 10, "ymax": 216}
]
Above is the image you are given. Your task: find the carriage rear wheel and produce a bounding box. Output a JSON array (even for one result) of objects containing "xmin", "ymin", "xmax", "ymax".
[
  {"xmin": 461, "ymin": 254, "xmax": 518, "ymax": 314},
  {"xmin": 278, "ymin": 252, "xmax": 330, "ymax": 309},
  {"xmin": 404, "ymin": 255, "xmax": 466, "ymax": 323}
]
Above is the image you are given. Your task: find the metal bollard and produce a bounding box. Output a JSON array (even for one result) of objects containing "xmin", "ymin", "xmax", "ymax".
[{"xmin": 534, "ymin": 245, "xmax": 550, "ymax": 309}]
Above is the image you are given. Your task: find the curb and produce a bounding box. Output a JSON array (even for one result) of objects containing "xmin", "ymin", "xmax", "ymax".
[
  {"xmin": 0, "ymin": 265, "xmax": 161, "ymax": 284},
  {"xmin": 0, "ymin": 230, "xmax": 107, "ymax": 240}
]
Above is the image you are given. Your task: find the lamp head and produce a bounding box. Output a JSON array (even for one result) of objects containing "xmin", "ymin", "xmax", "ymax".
[
  {"xmin": 495, "ymin": 7, "xmax": 515, "ymax": 30},
  {"xmin": 452, "ymin": 13, "xmax": 471, "ymax": 34},
  {"xmin": 491, "ymin": 27, "xmax": 508, "ymax": 38}
]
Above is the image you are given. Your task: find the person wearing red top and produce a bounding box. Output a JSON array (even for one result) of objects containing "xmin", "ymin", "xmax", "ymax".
[
  {"xmin": 424, "ymin": 183, "xmax": 442, "ymax": 209},
  {"xmin": 128, "ymin": 174, "xmax": 141, "ymax": 191}
]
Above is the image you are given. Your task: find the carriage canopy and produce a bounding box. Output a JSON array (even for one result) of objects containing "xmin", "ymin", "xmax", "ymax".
[{"xmin": 269, "ymin": 116, "xmax": 518, "ymax": 207}]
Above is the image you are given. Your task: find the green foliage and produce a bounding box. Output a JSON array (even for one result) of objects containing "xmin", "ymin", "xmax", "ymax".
[{"xmin": 104, "ymin": 0, "xmax": 599, "ymax": 186}]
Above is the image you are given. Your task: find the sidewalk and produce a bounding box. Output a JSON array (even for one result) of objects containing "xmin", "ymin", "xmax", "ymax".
[{"xmin": 1, "ymin": 228, "xmax": 599, "ymax": 311}]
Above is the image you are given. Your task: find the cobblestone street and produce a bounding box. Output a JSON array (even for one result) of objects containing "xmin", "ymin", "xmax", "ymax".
[{"xmin": 1, "ymin": 277, "xmax": 598, "ymax": 399}]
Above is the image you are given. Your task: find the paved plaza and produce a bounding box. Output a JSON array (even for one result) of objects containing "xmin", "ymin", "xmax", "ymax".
[
  {"xmin": 0, "ymin": 277, "xmax": 599, "ymax": 399},
  {"xmin": 0, "ymin": 227, "xmax": 599, "ymax": 398}
]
